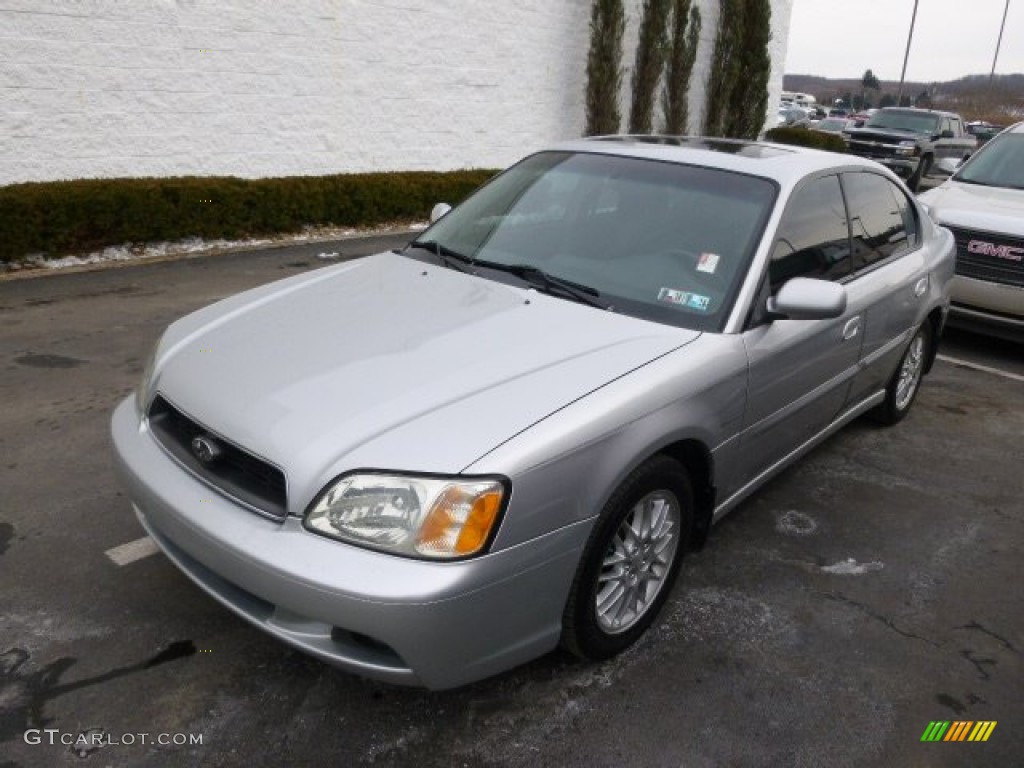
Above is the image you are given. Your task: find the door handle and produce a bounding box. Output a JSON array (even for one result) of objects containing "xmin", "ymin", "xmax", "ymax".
[
  {"xmin": 842, "ymin": 316, "xmax": 862, "ymax": 341},
  {"xmin": 914, "ymin": 276, "xmax": 929, "ymax": 297}
]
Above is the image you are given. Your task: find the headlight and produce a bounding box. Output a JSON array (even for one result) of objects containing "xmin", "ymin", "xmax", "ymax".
[
  {"xmin": 135, "ymin": 342, "xmax": 159, "ymax": 416},
  {"xmin": 895, "ymin": 141, "xmax": 918, "ymax": 157},
  {"xmin": 304, "ymin": 473, "xmax": 507, "ymax": 559}
]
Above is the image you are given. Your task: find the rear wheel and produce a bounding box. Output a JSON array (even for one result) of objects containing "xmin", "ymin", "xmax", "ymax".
[
  {"xmin": 562, "ymin": 456, "xmax": 692, "ymax": 660},
  {"xmin": 872, "ymin": 322, "xmax": 931, "ymax": 425}
]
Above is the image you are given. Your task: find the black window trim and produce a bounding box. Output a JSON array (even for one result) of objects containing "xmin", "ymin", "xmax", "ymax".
[{"xmin": 837, "ymin": 169, "xmax": 923, "ymax": 283}]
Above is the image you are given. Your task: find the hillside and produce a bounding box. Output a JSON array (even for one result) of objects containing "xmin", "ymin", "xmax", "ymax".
[{"xmin": 783, "ymin": 73, "xmax": 1023, "ymax": 122}]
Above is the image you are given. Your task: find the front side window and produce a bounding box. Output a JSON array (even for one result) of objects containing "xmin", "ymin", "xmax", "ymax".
[
  {"xmin": 842, "ymin": 172, "xmax": 911, "ymax": 271},
  {"xmin": 768, "ymin": 175, "xmax": 851, "ymax": 293},
  {"xmin": 411, "ymin": 151, "xmax": 778, "ymax": 331}
]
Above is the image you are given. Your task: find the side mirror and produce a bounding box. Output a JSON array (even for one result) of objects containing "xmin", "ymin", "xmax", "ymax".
[
  {"xmin": 430, "ymin": 203, "xmax": 452, "ymax": 224},
  {"xmin": 940, "ymin": 129, "xmax": 955, "ymax": 139},
  {"xmin": 767, "ymin": 278, "xmax": 847, "ymax": 320}
]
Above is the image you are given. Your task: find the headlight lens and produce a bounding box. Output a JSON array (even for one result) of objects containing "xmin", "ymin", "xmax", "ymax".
[
  {"xmin": 304, "ymin": 474, "xmax": 506, "ymax": 559},
  {"xmin": 896, "ymin": 140, "xmax": 919, "ymax": 157},
  {"xmin": 135, "ymin": 342, "xmax": 159, "ymax": 416}
]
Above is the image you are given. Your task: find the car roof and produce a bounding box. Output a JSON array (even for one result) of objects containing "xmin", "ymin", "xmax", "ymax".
[
  {"xmin": 551, "ymin": 135, "xmax": 881, "ymax": 186},
  {"xmin": 877, "ymin": 107, "xmax": 957, "ymax": 118}
]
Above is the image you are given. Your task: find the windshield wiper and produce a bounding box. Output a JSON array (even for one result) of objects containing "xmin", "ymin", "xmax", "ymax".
[
  {"xmin": 482, "ymin": 263, "xmax": 609, "ymax": 309},
  {"xmin": 409, "ymin": 240, "xmax": 474, "ymax": 273}
]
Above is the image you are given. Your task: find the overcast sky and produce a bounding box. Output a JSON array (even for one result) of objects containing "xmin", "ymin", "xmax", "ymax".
[{"xmin": 784, "ymin": 0, "xmax": 1023, "ymax": 82}]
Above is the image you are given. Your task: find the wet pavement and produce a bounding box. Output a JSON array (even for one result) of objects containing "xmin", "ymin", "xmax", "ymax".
[{"xmin": 1, "ymin": 235, "xmax": 1021, "ymax": 767}]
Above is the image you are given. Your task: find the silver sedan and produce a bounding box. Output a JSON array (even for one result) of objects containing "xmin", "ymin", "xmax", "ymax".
[{"xmin": 112, "ymin": 137, "xmax": 954, "ymax": 689}]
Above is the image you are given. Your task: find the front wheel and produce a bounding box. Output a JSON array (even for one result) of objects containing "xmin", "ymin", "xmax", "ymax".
[
  {"xmin": 872, "ymin": 322, "xmax": 931, "ymax": 425},
  {"xmin": 562, "ymin": 456, "xmax": 693, "ymax": 660}
]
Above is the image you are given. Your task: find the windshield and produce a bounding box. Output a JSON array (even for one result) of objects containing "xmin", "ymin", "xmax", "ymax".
[
  {"xmin": 411, "ymin": 151, "xmax": 777, "ymax": 331},
  {"xmin": 954, "ymin": 133, "xmax": 1024, "ymax": 189},
  {"xmin": 864, "ymin": 111, "xmax": 940, "ymax": 135}
]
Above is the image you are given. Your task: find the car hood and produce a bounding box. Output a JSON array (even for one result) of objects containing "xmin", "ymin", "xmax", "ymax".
[
  {"xmin": 151, "ymin": 251, "xmax": 699, "ymax": 510},
  {"xmin": 919, "ymin": 181, "xmax": 1024, "ymax": 236}
]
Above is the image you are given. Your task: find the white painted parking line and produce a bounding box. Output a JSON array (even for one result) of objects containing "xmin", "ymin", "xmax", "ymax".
[
  {"xmin": 105, "ymin": 536, "xmax": 159, "ymax": 566},
  {"xmin": 936, "ymin": 354, "xmax": 1024, "ymax": 384}
]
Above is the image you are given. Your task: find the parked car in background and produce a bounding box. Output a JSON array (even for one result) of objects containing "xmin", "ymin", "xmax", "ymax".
[
  {"xmin": 777, "ymin": 106, "xmax": 811, "ymax": 128},
  {"xmin": 844, "ymin": 108, "xmax": 977, "ymax": 192},
  {"xmin": 919, "ymin": 122, "xmax": 1024, "ymax": 341},
  {"xmin": 113, "ymin": 137, "xmax": 954, "ymax": 689},
  {"xmin": 966, "ymin": 121, "xmax": 1006, "ymax": 147},
  {"xmin": 812, "ymin": 117, "xmax": 852, "ymax": 135}
]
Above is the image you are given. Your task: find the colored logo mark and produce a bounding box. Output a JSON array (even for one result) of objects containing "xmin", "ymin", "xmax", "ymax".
[{"xmin": 920, "ymin": 721, "xmax": 997, "ymax": 742}]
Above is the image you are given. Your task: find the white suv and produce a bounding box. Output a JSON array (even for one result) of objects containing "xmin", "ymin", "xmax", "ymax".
[{"xmin": 919, "ymin": 122, "xmax": 1024, "ymax": 341}]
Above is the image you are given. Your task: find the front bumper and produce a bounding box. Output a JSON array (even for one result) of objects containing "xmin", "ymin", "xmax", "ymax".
[
  {"xmin": 111, "ymin": 398, "xmax": 590, "ymax": 689},
  {"xmin": 949, "ymin": 276, "xmax": 1024, "ymax": 341}
]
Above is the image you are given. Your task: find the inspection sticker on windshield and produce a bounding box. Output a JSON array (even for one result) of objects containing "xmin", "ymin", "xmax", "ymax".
[
  {"xmin": 697, "ymin": 252, "xmax": 720, "ymax": 274},
  {"xmin": 658, "ymin": 287, "xmax": 710, "ymax": 311}
]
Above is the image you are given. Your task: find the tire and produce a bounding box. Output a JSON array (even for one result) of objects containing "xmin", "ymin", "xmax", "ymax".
[
  {"xmin": 907, "ymin": 155, "xmax": 931, "ymax": 192},
  {"xmin": 872, "ymin": 322, "xmax": 932, "ymax": 426},
  {"xmin": 562, "ymin": 455, "xmax": 693, "ymax": 661}
]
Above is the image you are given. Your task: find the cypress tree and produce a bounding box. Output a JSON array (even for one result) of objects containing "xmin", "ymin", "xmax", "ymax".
[
  {"xmin": 724, "ymin": 0, "xmax": 772, "ymax": 139},
  {"xmin": 628, "ymin": 0, "xmax": 673, "ymax": 134},
  {"xmin": 585, "ymin": 0, "xmax": 626, "ymax": 136},
  {"xmin": 662, "ymin": 0, "xmax": 701, "ymax": 134},
  {"xmin": 702, "ymin": 0, "xmax": 745, "ymax": 137}
]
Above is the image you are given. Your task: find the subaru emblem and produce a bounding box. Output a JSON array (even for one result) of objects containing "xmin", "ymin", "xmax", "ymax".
[{"xmin": 191, "ymin": 435, "xmax": 222, "ymax": 464}]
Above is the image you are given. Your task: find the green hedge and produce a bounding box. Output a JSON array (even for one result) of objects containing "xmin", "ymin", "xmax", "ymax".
[
  {"xmin": 0, "ymin": 170, "xmax": 497, "ymax": 264},
  {"xmin": 763, "ymin": 127, "xmax": 847, "ymax": 153}
]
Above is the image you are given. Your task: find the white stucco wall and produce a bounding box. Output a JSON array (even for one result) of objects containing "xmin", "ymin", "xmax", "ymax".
[{"xmin": 0, "ymin": 0, "xmax": 792, "ymax": 186}]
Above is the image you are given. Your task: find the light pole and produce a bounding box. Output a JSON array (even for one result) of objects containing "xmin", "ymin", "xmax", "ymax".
[
  {"xmin": 896, "ymin": 0, "xmax": 920, "ymax": 107},
  {"xmin": 990, "ymin": 0, "xmax": 1011, "ymax": 83}
]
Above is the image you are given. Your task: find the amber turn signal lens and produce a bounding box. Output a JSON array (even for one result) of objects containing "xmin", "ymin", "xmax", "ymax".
[{"xmin": 416, "ymin": 483, "xmax": 503, "ymax": 557}]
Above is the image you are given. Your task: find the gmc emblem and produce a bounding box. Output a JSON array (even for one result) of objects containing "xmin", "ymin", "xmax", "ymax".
[{"xmin": 967, "ymin": 240, "xmax": 1024, "ymax": 262}]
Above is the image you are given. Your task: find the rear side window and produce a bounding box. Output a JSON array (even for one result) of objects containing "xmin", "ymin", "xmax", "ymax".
[
  {"xmin": 768, "ymin": 175, "xmax": 851, "ymax": 293},
  {"xmin": 842, "ymin": 172, "xmax": 910, "ymax": 271}
]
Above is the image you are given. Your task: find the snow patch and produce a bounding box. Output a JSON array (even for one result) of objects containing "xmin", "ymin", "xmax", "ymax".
[
  {"xmin": 821, "ymin": 558, "xmax": 884, "ymax": 575},
  {"xmin": 6, "ymin": 221, "xmax": 429, "ymax": 273},
  {"xmin": 775, "ymin": 510, "xmax": 818, "ymax": 536}
]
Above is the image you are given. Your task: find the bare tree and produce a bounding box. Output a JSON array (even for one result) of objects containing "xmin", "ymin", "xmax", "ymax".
[{"xmin": 860, "ymin": 68, "xmax": 881, "ymax": 109}]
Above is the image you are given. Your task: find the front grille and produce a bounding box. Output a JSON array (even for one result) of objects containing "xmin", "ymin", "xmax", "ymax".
[
  {"xmin": 847, "ymin": 140, "xmax": 898, "ymax": 160},
  {"xmin": 147, "ymin": 395, "xmax": 288, "ymax": 518},
  {"xmin": 947, "ymin": 226, "xmax": 1024, "ymax": 288}
]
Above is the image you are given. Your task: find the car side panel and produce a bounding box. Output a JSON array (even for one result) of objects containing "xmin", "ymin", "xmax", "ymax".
[
  {"xmin": 842, "ymin": 248, "xmax": 929, "ymax": 404},
  {"xmin": 738, "ymin": 312, "xmax": 861, "ymax": 480},
  {"xmin": 467, "ymin": 334, "xmax": 749, "ymax": 551}
]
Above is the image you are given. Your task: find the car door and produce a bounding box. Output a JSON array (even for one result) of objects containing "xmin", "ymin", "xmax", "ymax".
[
  {"xmin": 740, "ymin": 174, "xmax": 863, "ymax": 479},
  {"xmin": 840, "ymin": 171, "xmax": 929, "ymax": 405}
]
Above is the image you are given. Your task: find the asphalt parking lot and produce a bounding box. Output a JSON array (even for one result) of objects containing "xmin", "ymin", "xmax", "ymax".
[{"xmin": 1, "ymin": 234, "xmax": 1022, "ymax": 767}]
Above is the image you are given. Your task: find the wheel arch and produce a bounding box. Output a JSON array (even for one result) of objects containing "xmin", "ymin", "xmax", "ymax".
[
  {"xmin": 657, "ymin": 439, "xmax": 715, "ymax": 550},
  {"xmin": 923, "ymin": 306, "xmax": 944, "ymax": 374}
]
